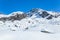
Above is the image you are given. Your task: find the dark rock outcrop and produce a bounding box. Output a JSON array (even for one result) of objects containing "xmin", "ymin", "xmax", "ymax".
[{"xmin": 0, "ymin": 13, "xmax": 27, "ymax": 22}]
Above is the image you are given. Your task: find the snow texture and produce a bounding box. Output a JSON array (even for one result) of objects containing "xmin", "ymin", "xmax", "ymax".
[{"xmin": 0, "ymin": 8, "xmax": 60, "ymax": 40}]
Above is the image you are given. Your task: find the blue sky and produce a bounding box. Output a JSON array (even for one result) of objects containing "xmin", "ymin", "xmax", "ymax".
[{"xmin": 0, "ymin": 0, "xmax": 60, "ymax": 14}]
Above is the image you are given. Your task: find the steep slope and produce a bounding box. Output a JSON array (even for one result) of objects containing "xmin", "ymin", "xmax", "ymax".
[{"xmin": 28, "ymin": 8, "xmax": 60, "ymax": 19}]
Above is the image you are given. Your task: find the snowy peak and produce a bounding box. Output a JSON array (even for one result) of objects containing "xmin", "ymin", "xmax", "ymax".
[
  {"xmin": 27, "ymin": 8, "xmax": 60, "ymax": 19},
  {"xmin": 0, "ymin": 8, "xmax": 60, "ymax": 22},
  {"xmin": 27, "ymin": 8, "xmax": 43, "ymax": 17}
]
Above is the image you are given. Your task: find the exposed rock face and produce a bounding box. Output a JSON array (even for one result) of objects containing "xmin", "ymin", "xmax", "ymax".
[
  {"xmin": 28, "ymin": 8, "xmax": 50, "ymax": 19},
  {"xmin": 28, "ymin": 8, "xmax": 60, "ymax": 19},
  {"xmin": 9, "ymin": 13, "xmax": 27, "ymax": 20},
  {"xmin": 40, "ymin": 11, "xmax": 54, "ymax": 19},
  {"xmin": 40, "ymin": 11, "xmax": 49, "ymax": 18},
  {"xmin": 0, "ymin": 12, "xmax": 27, "ymax": 22},
  {"xmin": 46, "ymin": 15, "xmax": 53, "ymax": 19}
]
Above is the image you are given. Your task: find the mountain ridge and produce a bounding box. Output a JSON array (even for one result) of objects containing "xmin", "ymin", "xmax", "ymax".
[
  {"xmin": 0, "ymin": 8, "xmax": 60, "ymax": 21},
  {"xmin": 0, "ymin": 8, "xmax": 60, "ymax": 33}
]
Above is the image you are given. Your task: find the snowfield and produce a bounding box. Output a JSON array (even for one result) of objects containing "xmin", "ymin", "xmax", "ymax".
[
  {"xmin": 0, "ymin": 31, "xmax": 60, "ymax": 40},
  {"xmin": 0, "ymin": 8, "xmax": 60, "ymax": 40}
]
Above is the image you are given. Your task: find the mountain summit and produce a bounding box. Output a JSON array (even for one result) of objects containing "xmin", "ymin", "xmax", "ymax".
[{"xmin": 28, "ymin": 8, "xmax": 60, "ymax": 19}]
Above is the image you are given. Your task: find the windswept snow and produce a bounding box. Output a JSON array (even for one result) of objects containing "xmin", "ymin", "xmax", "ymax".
[{"xmin": 0, "ymin": 8, "xmax": 60, "ymax": 40}]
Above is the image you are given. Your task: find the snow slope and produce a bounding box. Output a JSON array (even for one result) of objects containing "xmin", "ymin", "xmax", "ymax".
[{"xmin": 0, "ymin": 8, "xmax": 60, "ymax": 40}]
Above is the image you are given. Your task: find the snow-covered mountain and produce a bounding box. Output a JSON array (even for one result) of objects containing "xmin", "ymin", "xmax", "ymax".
[{"xmin": 0, "ymin": 8, "xmax": 60, "ymax": 33}]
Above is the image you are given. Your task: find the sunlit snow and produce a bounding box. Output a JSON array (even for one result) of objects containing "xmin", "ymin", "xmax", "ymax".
[{"xmin": 0, "ymin": 9, "xmax": 60, "ymax": 40}]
